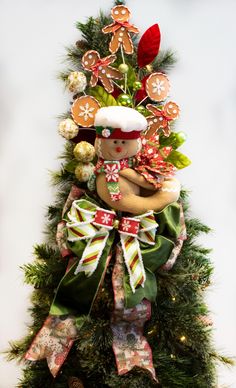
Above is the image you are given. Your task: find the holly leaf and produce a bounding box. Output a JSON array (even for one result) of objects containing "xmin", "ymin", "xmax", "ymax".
[
  {"xmin": 88, "ymin": 85, "xmax": 117, "ymax": 107},
  {"xmin": 64, "ymin": 159, "xmax": 78, "ymax": 173},
  {"xmin": 159, "ymin": 131, "xmax": 187, "ymax": 149},
  {"xmin": 166, "ymin": 150, "xmax": 191, "ymax": 169},
  {"xmin": 137, "ymin": 24, "xmax": 161, "ymax": 68}
]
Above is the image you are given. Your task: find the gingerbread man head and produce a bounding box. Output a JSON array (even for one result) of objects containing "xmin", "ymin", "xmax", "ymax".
[
  {"xmin": 94, "ymin": 106, "xmax": 147, "ymax": 161},
  {"xmin": 82, "ymin": 50, "xmax": 100, "ymax": 71},
  {"xmin": 111, "ymin": 5, "xmax": 131, "ymax": 23}
]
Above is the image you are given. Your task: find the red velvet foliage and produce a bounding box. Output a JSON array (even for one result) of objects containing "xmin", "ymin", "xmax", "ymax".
[{"xmin": 137, "ymin": 24, "xmax": 161, "ymax": 68}]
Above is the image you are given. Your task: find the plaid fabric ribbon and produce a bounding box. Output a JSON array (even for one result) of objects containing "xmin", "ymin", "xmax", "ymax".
[{"xmin": 66, "ymin": 199, "xmax": 158, "ymax": 292}]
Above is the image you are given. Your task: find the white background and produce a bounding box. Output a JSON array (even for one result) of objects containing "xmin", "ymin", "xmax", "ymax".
[{"xmin": 0, "ymin": 0, "xmax": 236, "ymax": 387}]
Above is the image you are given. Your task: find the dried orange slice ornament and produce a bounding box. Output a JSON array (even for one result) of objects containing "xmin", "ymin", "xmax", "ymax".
[
  {"xmin": 71, "ymin": 96, "xmax": 100, "ymax": 127},
  {"xmin": 145, "ymin": 72, "xmax": 170, "ymax": 102}
]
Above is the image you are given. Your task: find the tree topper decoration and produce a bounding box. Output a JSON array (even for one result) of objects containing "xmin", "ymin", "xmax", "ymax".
[
  {"xmin": 102, "ymin": 5, "xmax": 139, "ymax": 54},
  {"xmin": 82, "ymin": 50, "xmax": 123, "ymax": 93}
]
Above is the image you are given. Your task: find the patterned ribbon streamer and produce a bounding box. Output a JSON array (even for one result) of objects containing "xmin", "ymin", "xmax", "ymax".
[
  {"xmin": 111, "ymin": 246, "xmax": 157, "ymax": 381},
  {"xmin": 66, "ymin": 199, "xmax": 158, "ymax": 292},
  {"xmin": 25, "ymin": 315, "xmax": 77, "ymax": 378}
]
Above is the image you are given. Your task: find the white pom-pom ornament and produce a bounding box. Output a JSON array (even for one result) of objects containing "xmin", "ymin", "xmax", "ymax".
[
  {"xmin": 68, "ymin": 71, "xmax": 87, "ymax": 93},
  {"xmin": 73, "ymin": 141, "xmax": 95, "ymax": 162},
  {"xmin": 58, "ymin": 118, "xmax": 79, "ymax": 140},
  {"xmin": 75, "ymin": 162, "xmax": 94, "ymax": 182}
]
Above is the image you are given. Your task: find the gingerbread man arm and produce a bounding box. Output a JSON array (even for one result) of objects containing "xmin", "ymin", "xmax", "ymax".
[
  {"xmin": 102, "ymin": 23, "xmax": 116, "ymax": 34},
  {"xmin": 96, "ymin": 174, "xmax": 181, "ymax": 215},
  {"xmin": 119, "ymin": 168, "xmax": 156, "ymax": 190},
  {"xmin": 105, "ymin": 54, "xmax": 117, "ymax": 65},
  {"xmin": 107, "ymin": 66, "xmax": 123, "ymax": 80},
  {"xmin": 128, "ymin": 25, "xmax": 139, "ymax": 34}
]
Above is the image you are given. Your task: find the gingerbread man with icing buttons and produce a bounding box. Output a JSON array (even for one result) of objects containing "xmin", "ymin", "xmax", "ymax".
[
  {"xmin": 82, "ymin": 50, "xmax": 123, "ymax": 93},
  {"xmin": 102, "ymin": 5, "xmax": 139, "ymax": 55}
]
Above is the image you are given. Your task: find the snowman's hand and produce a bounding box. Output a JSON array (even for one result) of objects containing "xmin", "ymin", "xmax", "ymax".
[{"xmin": 119, "ymin": 168, "xmax": 156, "ymax": 190}]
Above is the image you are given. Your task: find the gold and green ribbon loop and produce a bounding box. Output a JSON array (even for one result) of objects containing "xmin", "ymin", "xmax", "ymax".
[{"xmin": 66, "ymin": 199, "xmax": 158, "ymax": 293}]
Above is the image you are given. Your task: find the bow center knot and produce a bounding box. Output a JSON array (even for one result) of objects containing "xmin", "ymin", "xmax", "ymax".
[{"xmin": 93, "ymin": 209, "xmax": 140, "ymax": 236}]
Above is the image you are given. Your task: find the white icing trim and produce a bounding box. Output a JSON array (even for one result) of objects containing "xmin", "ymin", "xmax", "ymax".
[{"xmin": 160, "ymin": 187, "xmax": 179, "ymax": 192}]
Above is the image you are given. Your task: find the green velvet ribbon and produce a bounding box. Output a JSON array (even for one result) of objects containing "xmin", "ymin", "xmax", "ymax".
[{"xmin": 50, "ymin": 199, "xmax": 181, "ymax": 315}]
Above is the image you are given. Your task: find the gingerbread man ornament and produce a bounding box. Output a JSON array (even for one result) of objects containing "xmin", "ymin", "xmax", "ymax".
[
  {"xmin": 82, "ymin": 50, "xmax": 123, "ymax": 93},
  {"xmin": 146, "ymin": 102, "xmax": 180, "ymax": 138},
  {"xmin": 102, "ymin": 5, "xmax": 139, "ymax": 55}
]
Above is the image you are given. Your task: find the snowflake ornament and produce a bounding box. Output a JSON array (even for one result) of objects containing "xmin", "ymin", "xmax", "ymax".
[
  {"xmin": 71, "ymin": 96, "xmax": 100, "ymax": 127},
  {"xmin": 145, "ymin": 72, "xmax": 170, "ymax": 102}
]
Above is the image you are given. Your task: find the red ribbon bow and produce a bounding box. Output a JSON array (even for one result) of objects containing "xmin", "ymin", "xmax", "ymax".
[
  {"xmin": 154, "ymin": 109, "xmax": 173, "ymax": 122},
  {"xmin": 90, "ymin": 57, "xmax": 113, "ymax": 77},
  {"xmin": 112, "ymin": 20, "xmax": 134, "ymax": 32},
  {"xmin": 94, "ymin": 209, "xmax": 140, "ymax": 236}
]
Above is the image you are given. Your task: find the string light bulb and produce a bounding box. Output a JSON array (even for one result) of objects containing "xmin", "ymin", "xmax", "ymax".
[{"xmin": 180, "ymin": 335, "xmax": 186, "ymax": 342}]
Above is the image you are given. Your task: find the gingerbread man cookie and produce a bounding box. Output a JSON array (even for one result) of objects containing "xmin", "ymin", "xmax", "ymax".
[
  {"xmin": 102, "ymin": 5, "xmax": 139, "ymax": 55},
  {"xmin": 146, "ymin": 102, "xmax": 180, "ymax": 138},
  {"xmin": 82, "ymin": 50, "xmax": 123, "ymax": 93}
]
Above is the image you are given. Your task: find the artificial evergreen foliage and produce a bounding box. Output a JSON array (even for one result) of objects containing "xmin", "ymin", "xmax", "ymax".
[{"xmin": 7, "ymin": 1, "xmax": 233, "ymax": 387}]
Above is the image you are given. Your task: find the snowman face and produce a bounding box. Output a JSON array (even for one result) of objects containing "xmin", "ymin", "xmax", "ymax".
[
  {"xmin": 111, "ymin": 5, "xmax": 130, "ymax": 23},
  {"xmin": 95, "ymin": 138, "xmax": 141, "ymax": 160},
  {"xmin": 82, "ymin": 50, "xmax": 100, "ymax": 70}
]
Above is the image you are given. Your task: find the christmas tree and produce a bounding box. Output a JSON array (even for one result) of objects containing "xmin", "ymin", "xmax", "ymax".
[{"xmin": 7, "ymin": 1, "xmax": 233, "ymax": 387}]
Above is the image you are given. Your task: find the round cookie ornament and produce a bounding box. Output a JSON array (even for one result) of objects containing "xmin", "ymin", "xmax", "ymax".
[
  {"xmin": 71, "ymin": 95, "xmax": 100, "ymax": 127},
  {"xmin": 146, "ymin": 72, "xmax": 170, "ymax": 101}
]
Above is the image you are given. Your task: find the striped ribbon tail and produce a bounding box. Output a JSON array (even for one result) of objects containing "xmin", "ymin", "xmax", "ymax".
[
  {"xmin": 74, "ymin": 231, "xmax": 109, "ymax": 275},
  {"xmin": 137, "ymin": 212, "xmax": 158, "ymax": 245},
  {"xmin": 120, "ymin": 234, "xmax": 146, "ymax": 292}
]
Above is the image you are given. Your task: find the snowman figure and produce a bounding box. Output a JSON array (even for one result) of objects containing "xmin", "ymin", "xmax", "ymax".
[{"xmin": 94, "ymin": 106, "xmax": 180, "ymax": 214}]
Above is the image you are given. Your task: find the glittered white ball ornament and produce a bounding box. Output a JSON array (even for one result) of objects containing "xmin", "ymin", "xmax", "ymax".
[
  {"xmin": 58, "ymin": 118, "xmax": 79, "ymax": 140},
  {"xmin": 75, "ymin": 162, "xmax": 94, "ymax": 182},
  {"xmin": 73, "ymin": 141, "xmax": 95, "ymax": 162},
  {"xmin": 68, "ymin": 71, "xmax": 87, "ymax": 93}
]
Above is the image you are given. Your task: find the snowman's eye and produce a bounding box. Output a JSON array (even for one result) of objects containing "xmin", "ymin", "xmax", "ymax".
[
  {"xmin": 122, "ymin": 140, "xmax": 125, "ymax": 144},
  {"xmin": 114, "ymin": 140, "xmax": 117, "ymax": 144},
  {"xmin": 121, "ymin": 9, "xmax": 126, "ymax": 15}
]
